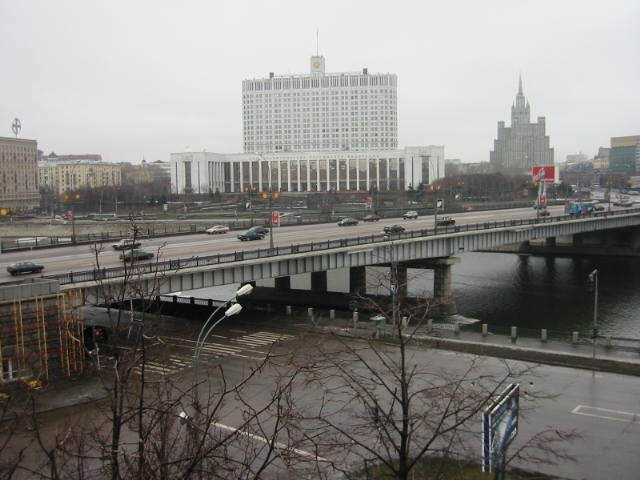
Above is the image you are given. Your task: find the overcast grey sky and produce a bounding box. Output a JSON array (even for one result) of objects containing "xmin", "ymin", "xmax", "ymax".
[{"xmin": 1, "ymin": 0, "xmax": 638, "ymax": 165}]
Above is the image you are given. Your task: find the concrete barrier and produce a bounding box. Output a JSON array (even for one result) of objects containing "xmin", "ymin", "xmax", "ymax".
[{"xmin": 412, "ymin": 335, "xmax": 640, "ymax": 377}]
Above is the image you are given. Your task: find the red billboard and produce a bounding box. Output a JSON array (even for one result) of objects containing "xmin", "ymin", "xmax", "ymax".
[{"xmin": 531, "ymin": 166, "xmax": 556, "ymax": 184}]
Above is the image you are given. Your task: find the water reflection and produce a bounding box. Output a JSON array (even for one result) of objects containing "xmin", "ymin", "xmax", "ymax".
[{"xmin": 452, "ymin": 252, "xmax": 640, "ymax": 337}]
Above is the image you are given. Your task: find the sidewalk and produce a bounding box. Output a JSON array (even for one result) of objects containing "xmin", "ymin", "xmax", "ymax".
[{"xmin": 253, "ymin": 310, "xmax": 640, "ymax": 377}]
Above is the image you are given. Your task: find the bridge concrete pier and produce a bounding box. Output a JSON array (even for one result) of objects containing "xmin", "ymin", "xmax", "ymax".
[
  {"xmin": 275, "ymin": 276, "xmax": 291, "ymax": 290},
  {"xmin": 311, "ymin": 271, "xmax": 327, "ymax": 292},
  {"xmin": 396, "ymin": 263, "xmax": 408, "ymax": 299},
  {"xmin": 349, "ymin": 266, "xmax": 366, "ymax": 295},
  {"xmin": 404, "ymin": 257, "xmax": 461, "ymax": 317},
  {"xmin": 431, "ymin": 257, "xmax": 460, "ymax": 316},
  {"xmin": 632, "ymin": 228, "xmax": 640, "ymax": 250},
  {"xmin": 545, "ymin": 237, "xmax": 556, "ymax": 247}
]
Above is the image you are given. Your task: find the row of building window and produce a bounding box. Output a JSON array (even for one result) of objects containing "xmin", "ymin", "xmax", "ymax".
[{"xmin": 242, "ymin": 74, "xmax": 397, "ymax": 92}]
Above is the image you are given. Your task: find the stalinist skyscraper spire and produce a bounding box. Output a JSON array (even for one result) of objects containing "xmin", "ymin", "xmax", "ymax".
[
  {"xmin": 511, "ymin": 75, "xmax": 531, "ymax": 125},
  {"xmin": 490, "ymin": 76, "xmax": 554, "ymax": 174}
]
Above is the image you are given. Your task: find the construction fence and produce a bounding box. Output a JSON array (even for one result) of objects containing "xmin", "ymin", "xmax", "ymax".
[{"xmin": 0, "ymin": 290, "xmax": 84, "ymax": 385}]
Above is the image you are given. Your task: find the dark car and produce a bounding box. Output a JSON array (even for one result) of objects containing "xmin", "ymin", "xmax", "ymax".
[
  {"xmin": 337, "ymin": 217, "xmax": 359, "ymax": 226},
  {"xmin": 363, "ymin": 214, "xmax": 380, "ymax": 222},
  {"xmin": 120, "ymin": 249, "xmax": 155, "ymax": 262},
  {"xmin": 6, "ymin": 261, "xmax": 45, "ymax": 275},
  {"xmin": 81, "ymin": 306, "xmax": 148, "ymax": 352},
  {"xmin": 383, "ymin": 224, "xmax": 405, "ymax": 234},
  {"xmin": 247, "ymin": 226, "xmax": 270, "ymax": 235},
  {"xmin": 238, "ymin": 230, "xmax": 265, "ymax": 241}
]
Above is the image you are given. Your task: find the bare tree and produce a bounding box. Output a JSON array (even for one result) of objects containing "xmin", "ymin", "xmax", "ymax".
[
  {"xmin": 4, "ymin": 220, "xmax": 319, "ymax": 480},
  {"xmin": 293, "ymin": 264, "xmax": 579, "ymax": 479}
]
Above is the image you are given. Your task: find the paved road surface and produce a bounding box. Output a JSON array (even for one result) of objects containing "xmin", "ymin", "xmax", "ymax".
[
  {"xmin": 0, "ymin": 205, "xmax": 567, "ymax": 281},
  {"xmin": 9, "ymin": 314, "xmax": 637, "ymax": 480}
]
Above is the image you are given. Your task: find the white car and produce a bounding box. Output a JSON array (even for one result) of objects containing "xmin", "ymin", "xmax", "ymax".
[{"xmin": 206, "ymin": 225, "xmax": 230, "ymax": 235}]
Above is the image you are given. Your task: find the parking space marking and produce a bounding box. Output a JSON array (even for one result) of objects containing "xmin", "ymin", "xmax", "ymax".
[{"xmin": 571, "ymin": 405, "xmax": 639, "ymax": 424}]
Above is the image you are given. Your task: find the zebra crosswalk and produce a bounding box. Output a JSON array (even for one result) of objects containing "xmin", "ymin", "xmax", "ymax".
[
  {"xmin": 132, "ymin": 331, "xmax": 295, "ymax": 377},
  {"xmin": 231, "ymin": 331, "xmax": 295, "ymax": 348}
]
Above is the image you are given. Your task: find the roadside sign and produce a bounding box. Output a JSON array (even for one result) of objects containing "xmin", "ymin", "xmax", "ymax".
[
  {"xmin": 436, "ymin": 199, "xmax": 444, "ymax": 209},
  {"xmin": 272, "ymin": 211, "xmax": 280, "ymax": 226},
  {"xmin": 531, "ymin": 166, "xmax": 556, "ymax": 184},
  {"xmin": 482, "ymin": 383, "xmax": 519, "ymax": 473}
]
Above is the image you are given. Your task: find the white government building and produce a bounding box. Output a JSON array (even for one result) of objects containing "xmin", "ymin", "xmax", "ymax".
[
  {"xmin": 171, "ymin": 56, "xmax": 444, "ymax": 194},
  {"xmin": 171, "ymin": 147, "xmax": 443, "ymax": 194},
  {"xmin": 242, "ymin": 55, "xmax": 397, "ymax": 153}
]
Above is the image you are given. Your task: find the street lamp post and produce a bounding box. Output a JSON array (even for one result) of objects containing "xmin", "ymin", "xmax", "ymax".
[
  {"xmin": 269, "ymin": 190, "xmax": 274, "ymax": 251},
  {"xmin": 588, "ymin": 269, "xmax": 599, "ymax": 361},
  {"xmin": 193, "ymin": 284, "xmax": 254, "ymax": 384}
]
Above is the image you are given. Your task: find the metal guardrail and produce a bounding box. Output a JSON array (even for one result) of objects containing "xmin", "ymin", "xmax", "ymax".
[{"xmin": 44, "ymin": 207, "xmax": 640, "ymax": 287}]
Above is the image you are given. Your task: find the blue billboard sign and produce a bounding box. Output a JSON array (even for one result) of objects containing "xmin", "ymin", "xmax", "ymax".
[{"xmin": 482, "ymin": 383, "xmax": 519, "ymax": 472}]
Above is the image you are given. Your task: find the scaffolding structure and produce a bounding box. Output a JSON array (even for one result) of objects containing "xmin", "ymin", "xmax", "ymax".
[{"xmin": 0, "ymin": 290, "xmax": 84, "ymax": 384}]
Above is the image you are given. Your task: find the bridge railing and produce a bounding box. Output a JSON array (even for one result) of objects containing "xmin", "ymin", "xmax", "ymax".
[{"xmin": 48, "ymin": 207, "xmax": 640, "ymax": 286}]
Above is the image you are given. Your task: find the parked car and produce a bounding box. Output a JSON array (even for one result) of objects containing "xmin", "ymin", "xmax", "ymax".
[
  {"xmin": 402, "ymin": 210, "xmax": 419, "ymax": 220},
  {"xmin": 112, "ymin": 238, "xmax": 141, "ymax": 250},
  {"xmin": 6, "ymin": 261, "xmax": 45, "ymax": 275},
  {"xmin": 205, "ymin": 224, "xmax": 230, "ymax": 235},
  {"xmin": 363, "ymin": 214, "xmax": 380, "ymax": 222},
  {"xmin": 247, "ymin": 225, "xmax": 270, "ymax": 235},
  {"xmin": 238, "ymin": 230, "xmax": 265, "ymax": 241},
  {"xmin": 120, "ymin": 249, "xmax": 155, "ymax": 262},
  {"xmin": 383, "ymin": 224, "xmax": 405, "ymax": 234},
  {"xmin": 435, "ymin": 216, "xmax": 455, "ymax": 226},
  {"xmin": 337, "ymin": 217, "xmax": 359, "ymax": 226}
]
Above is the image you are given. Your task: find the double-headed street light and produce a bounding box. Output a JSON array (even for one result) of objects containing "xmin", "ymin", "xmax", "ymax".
[{"xmin": 193, "ymin": 283, "xmax": 254, "ymax": 383}]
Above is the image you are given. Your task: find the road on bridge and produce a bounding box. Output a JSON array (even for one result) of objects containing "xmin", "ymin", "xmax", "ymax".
[{"xmin": 0, "ymin": 205, "xmax": 568, "ymax": 282}]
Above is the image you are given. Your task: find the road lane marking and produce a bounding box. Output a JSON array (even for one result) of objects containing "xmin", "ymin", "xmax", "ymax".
[
  {"xmin": 211, "ymin": 422, "xmax": 329, "ymax": 463},
  {"xmin": 571, "ymin": 405, "xmax": 639, "ymax": 424}
]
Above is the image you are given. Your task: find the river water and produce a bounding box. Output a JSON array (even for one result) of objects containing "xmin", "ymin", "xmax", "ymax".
[
  {"xmin": 179, "ymin": 252, "xmax": 640, "ymax": 339},
  {"xmin": 446, "ymin": 252, "xmax": 640, "ymax": 338}
]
